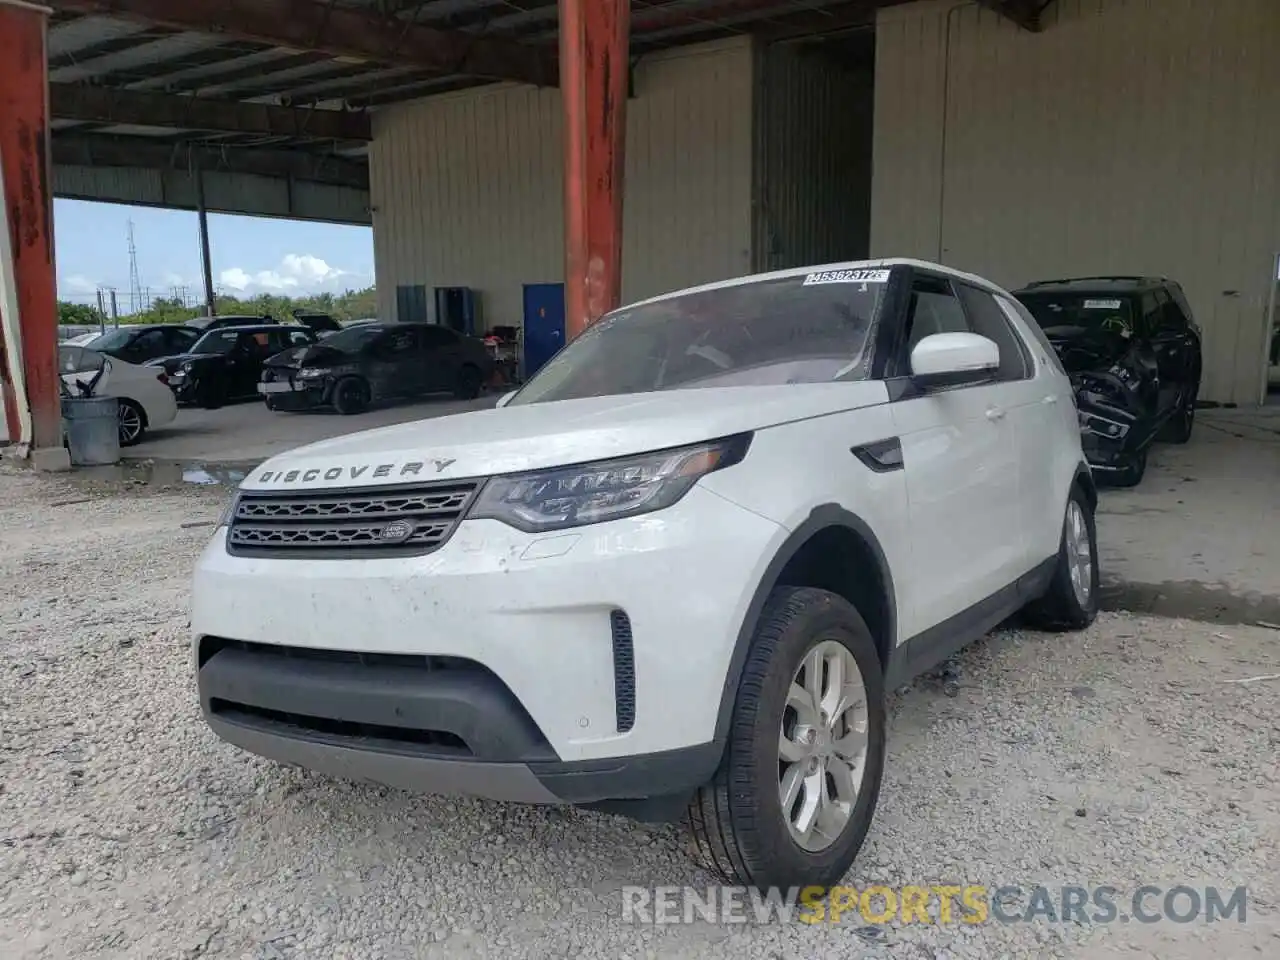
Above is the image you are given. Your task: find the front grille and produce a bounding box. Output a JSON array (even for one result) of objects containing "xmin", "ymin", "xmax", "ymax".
[{"xmin": 227, "ymin": 479, "xmax": 481, "ymax": 557}]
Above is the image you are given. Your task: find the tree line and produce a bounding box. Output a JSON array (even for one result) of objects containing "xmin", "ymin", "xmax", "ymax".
[{"xmin": 58, "ymin": 287, "xmax": 378, "ymax": 328}]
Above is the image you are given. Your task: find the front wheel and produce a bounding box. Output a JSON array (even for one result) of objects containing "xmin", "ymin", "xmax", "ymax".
[
  {"xmin": 1159, "ymin": 386, "xmax": 1197, "ymax": 444},
  {"xmin": 454, "ymin": 364, "xmax": 483, "ymax": 400},
  {"xmin": 1022, "ymin": 485, "xmax": 1100, "ymax": 631},
  {"xmin": 332, "ymin": 377, "xmax": 371, "ymax": 415},
  {"xmin": 686, "ymin": 587, "xmax": 886, "ymax": 890}
]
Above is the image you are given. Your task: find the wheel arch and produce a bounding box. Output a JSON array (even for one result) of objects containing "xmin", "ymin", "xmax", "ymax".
[
  {"xmin": 713, "ymin": 505, "xmax": 897, "ymax": 742},
  {"xmin": 1073, "ymin": 460, "xmax": 1097, "ymax": 513}
]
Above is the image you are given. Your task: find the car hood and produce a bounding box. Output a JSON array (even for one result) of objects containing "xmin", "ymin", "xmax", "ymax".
[
  {"xmin": 241, "ymin": 382, "xmax": 890, "ymax": 490},
  {"xmin": 263, "ymin": 344, "xmax": 343, "ymax": 368}
]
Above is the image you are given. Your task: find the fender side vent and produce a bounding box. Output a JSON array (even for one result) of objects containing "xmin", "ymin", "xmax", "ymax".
[{"xmin": 610, "ymin": 610, "xmax": 636, "ymax": 733}]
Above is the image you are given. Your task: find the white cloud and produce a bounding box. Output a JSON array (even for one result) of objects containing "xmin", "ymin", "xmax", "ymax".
[
  {"xmin": 61, "ymin": 274, "xmax": 97, "ymax": 294},
  {"xmin": 218, "ymin": 254, "xmax": 358, "ymax": 294}
]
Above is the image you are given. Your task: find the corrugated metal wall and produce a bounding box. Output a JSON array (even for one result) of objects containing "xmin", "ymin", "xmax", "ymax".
[
  {"xmin": 53, "ymin": 165, "xmax": 370, "ymax": 225},
  {"xmin": 754, "ymin": 40, "xmax": 875, "ymax": 273},
  {"xmin": 871, "ymin": 0, "xmax": 1280, "ymax": 404},
  {"xmin": 369, "ymin": 37, "xmax": 755, "ymax": 326}
]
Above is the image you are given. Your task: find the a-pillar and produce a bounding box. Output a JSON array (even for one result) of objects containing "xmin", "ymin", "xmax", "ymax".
[
  {"xmin": 558, "ymin": 0, "xmax": 629, "ymax": 341},
  {"xmin": 0, "ymin": 0, "xmax": 64, "ymax": 468}
]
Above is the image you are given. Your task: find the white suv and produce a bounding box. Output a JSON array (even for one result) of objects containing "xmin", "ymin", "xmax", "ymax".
[{"xmin": 192, "ymin": 259, "xmax": 1098, "ymax": 889}]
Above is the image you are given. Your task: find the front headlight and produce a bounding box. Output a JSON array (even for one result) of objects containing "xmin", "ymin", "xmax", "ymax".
[
  {"xmin": 181, "ymin": 362, "xmax": 193, "ymax": 374},
  {"xmin": 470, "ymin": 434, "xmax": 751, "ymax": 533},
  {"xmin": 297, "ymin": 367, "xmax": 327, "ymax": 379}
]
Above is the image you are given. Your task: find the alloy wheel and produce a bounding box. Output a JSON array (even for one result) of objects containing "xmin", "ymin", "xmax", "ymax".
[
  {"xmin": 118, "ymin": 402, "xmax": 143, "ymax": 444},
  {"xmin": 778, "ymin": 639, "xmax": 869, "ymax": 852},
  {"xmin": 1065, "ymin": 499, "xmax": 1093, "ymax": 607}
]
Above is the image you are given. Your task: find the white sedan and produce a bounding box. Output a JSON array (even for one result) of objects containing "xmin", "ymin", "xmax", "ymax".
[{"xmin": 59, "ymin": 346, "xmax": 177, "ymax": 446}]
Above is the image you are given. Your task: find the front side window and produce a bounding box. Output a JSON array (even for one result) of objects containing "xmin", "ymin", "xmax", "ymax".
[
  {"xmin": 191, "ymin": 330, "xmax": 242, "ymax": 355},
  {"xmin": 510, "ymin": 272, "xmax": 887, "ymax": 405}
]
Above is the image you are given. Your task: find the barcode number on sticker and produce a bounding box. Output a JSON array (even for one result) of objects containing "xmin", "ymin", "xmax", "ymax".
[
  {"xmin": 1083, "ymin": 299, "xmax": 1123, "ymax": 309},
  {"xmin": 803, "ymin": 269, "xmax": 890, "ymax": 286}
]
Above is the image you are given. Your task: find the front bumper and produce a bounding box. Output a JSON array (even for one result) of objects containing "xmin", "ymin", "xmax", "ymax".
[
  {"xmin": 192, "ymin": 484, "xmax": 785, "ymax": 801},
  {"xmin": 258, "ymin": 379, "xmax": 329, "ymax": 410}
]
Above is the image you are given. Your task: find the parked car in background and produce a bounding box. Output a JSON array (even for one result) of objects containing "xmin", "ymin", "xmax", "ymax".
[
  {"xmin": 1012, "ymin": 275, "xmax": 1202, "ymax": 487},
  {"xmin": 259, "ymin": 321, "xmax": 494, "ymax": 414},
  {"xmin": 291, "ymin": 311, "xmax": 343, "ymax": 337},
  {"xmin": 86, "ymin": 324, "xmax": 202, "ymax": 366},
  {"xmin": 151, "ymin": 324, "xmax": 318, "ymax": 408},
  {"xmin": 61, "ymin": 331, "xmax": 103, "ymax": 347},
  {"xmin": 193, "ymin": 258, "xmax": 1099, "ymax": 889},
  {"xmin": 59, "ymin": 345, "xmax": 177, "ymax": 446},
  {"xmin": 186, "ymin": 314, "xmax": 276, "ymax": 332}
]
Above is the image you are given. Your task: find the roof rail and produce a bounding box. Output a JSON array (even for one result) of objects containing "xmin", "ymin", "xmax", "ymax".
[{"xmin": 1022, "ymin": 275, "xmax": 1168, "ymax": 288}]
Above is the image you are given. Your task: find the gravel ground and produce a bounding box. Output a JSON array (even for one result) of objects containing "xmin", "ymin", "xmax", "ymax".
[{"xmin": 1, "ymin": 462, "xmax": 1277, "ymax": 960}]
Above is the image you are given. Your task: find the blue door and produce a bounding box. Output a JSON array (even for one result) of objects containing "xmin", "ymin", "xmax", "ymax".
[{"xmin": 522, "ymin": 283, "xmax": 566, "ymax": 377}]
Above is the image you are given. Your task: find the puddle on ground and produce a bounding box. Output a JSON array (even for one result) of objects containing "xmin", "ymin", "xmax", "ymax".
[
  {"xmin": 1101, "ymin": 578, "xmax": 1280, "ymax": 627},
  {"xmin": 72, "ymin": 458, "xmax": 257, "ymax": 488}
]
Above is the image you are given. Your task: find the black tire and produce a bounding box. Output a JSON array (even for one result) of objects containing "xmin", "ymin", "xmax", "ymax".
[
  {"xmin": 1159, "ymin": 387, "xmax": 1197, "ymax": 444},
  {"xmin": 686, "ymin": 587, "xmax": 886, "ymax": 891},
  {"xmin": 1106, "ymin": 447, "xmax": 1147, "ymax": 488},
  {"xmin": 1022, "ymin": 484, "xmax": 1100, "ymax": 632},
  {"xmin": 455, "ymin": 364, "xmax": 483, "ymax": 400},
  {"xmin": 117, "ymin": 398, "xmax": 147, "ymax": 447},
  {"xmin": 196, "ymin": 379, "xmax": 224, "ymax": 410},
  {"xmin": 332, "ymin": 376, "xmax": 371, "ymax": 415}
]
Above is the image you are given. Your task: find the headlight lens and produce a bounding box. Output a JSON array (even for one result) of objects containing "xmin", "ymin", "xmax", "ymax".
[
  {"xmin": 470, "ymin": 435, "xmax": 751, "ymax": 533},
  {"xmin": 181, "ymin": 362, "xmax": 193, "ymax": 373},
  {"xmin": 297, "ymin": 367, "xmax": 326, "ymax": 379},
  {"xmin": 1078, "ymin": 410, "xmax": 1129, "ymax": 439}
]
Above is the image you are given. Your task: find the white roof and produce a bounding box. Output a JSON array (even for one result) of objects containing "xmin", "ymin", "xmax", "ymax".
[{"xmin": 621, "ymin": 257, "xmax": 1013, "ymax": 311}]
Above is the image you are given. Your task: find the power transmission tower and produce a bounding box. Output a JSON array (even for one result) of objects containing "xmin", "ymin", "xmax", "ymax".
[{"xmin": 127, "ymin": 219, "xmax": 143, "ymax": 314}]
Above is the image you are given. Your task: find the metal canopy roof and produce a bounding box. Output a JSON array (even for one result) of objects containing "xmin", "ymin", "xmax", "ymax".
[{"xmin": 45, "ymin": 0, "xmax": 1045, "ymax": 191}]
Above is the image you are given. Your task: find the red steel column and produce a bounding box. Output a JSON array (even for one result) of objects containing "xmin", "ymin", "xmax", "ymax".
[
  {"xmin": 559, "ymin": 0, "xmax": 629, "ymax": 341},
  {"xmin": 0, "ymin": 1, "xmax": 60, "ymax": 452}
]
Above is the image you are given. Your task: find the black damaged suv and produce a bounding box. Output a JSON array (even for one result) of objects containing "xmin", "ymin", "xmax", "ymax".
[{"xmin": 1013, "ymin": 276, "xmax": 1202, "ymax": 487}]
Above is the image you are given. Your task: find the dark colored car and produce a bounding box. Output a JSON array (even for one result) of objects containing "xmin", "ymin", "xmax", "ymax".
[
  {"xmin": 259, "ymin": 321, "xmax": 494, "ymax": 415},
  {"xmin": 186, "ymin": 314, "xmax": 276, "ymax": 332},
  {"xmin": 87, "ymin": 324, "xmax": 201, "ymax": 365},
  {"xmin": 1013, "ymin": 276, "xmax": 1203, "ymax": 487},
  {"xmin": 151, "ymin": 324, "xmax": 318, "ymax": 408},
  {"xmin": 291, "ymin": 311, "xmax": 343, "ymax": 336}
]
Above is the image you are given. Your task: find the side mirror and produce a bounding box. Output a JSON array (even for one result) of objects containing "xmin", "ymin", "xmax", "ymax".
[
  {"xmin": 910, "ymin": 332, "xmax": 999, "ymax": 389},
  {"xmin": 495, "ymin": 390, "xmax": 517, "ymax": 408}
]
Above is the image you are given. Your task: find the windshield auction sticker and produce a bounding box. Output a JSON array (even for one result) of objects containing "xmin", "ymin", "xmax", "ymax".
[
  {"xmin": 803, "ymin": 269, "xmax": 891, "ymax": 285},
  {"xmin": 1083, "ymin": 299, "xmax": 1123, "ymax": 309}
]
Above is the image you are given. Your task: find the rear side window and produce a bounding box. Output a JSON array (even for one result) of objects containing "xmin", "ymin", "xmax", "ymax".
[
  {"xmin": 998, "ymin": 295, "xmax": 1067, "ymax": 377},
  {"xmin": 956, "ymin": 284, "xmax": 1031, "ymax": 381}
]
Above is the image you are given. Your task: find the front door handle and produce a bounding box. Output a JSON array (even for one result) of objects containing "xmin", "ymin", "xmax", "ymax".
[
  {"xmin": 1042, "ymin": 395, "xmax": 1058, "ymax": 405},
  {"xmin": 985, "ymin": 406, "xmax": 1006, "ymax": 421}
]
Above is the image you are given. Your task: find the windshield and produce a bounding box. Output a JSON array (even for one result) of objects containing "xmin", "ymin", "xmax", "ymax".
[
  {"xmin": 191, "ymin": 330, "xmax": 244, "ymax": 354},
  {"xmin": 1017, "ymin": 293, "xmax": 1137, "ymax": 341},
  {"xmin": 317, "ymin": 325, "xmax": 384, "ymax": 353},
  {"xmin": 510, "ymin": 270, "xmax": 887, "ymax": 405},
  {"xmin": 91, "ymin": 329, "xmax": 136, "ymax": 352}
]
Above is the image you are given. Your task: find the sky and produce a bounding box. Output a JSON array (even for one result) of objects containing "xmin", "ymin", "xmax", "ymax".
[{"xmin": 54, "ymin": 199, "xmax": 375, "ymax": 306}]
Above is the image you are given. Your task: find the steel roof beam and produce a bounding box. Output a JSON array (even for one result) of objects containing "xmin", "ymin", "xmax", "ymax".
[
  {"xmin": 48, "ymin": 0, "xmax": 556, "ymax": 86},
  {"xmin": 51, "ymin": 133, "xmax": 370, "ymax": 190},
  {"xmin": 975, "ymin": 0, "xmax": 1050, "ymax": 31},
  {"xmin": 50, "ymin": 83, "xmax": 372, "ymax": 140}
]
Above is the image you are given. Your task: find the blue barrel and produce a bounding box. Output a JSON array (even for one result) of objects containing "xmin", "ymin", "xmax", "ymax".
[{"xmin": 61, "ymin": 396, "xmax": 120, "ymax": 466}]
